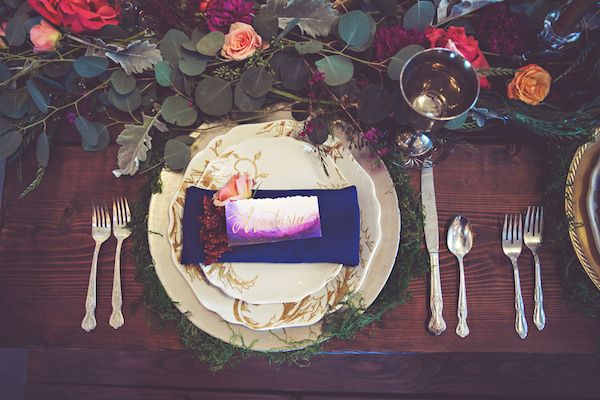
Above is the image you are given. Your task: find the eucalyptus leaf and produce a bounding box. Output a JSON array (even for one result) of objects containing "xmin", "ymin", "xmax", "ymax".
[
  {"xmin": 0, "ymin": 88, "xmax": 30, "ymax": 119},
  {"xmin": 26, "ymin": 79, "xmax": 49, "ymax": 114},
  {"xmin": 106, "ymin": 40, "xmax": 163, "ymax": 75},
  {"xmin": 0, "ymin": 63, "xmax": 11, "ymax": 84},
  {"xmin": 387, "ymin": 44, "xmax": 424, "ymax": 80},
  {"xmin": 181, "ymin": 40, "xmax": 198, "ymax": 52},
  {"xmin": 338, "ymin": 11, "xmax": 373, "ymax": 49},
  {"xmin": 161, "ymin": 95, "xmax": 198, "ymax": 127},
  {"xmin": 109, "ymin": 88, "xmax": 142, "ymax": 113},
  {"xmin": 372, "ymin": 0, "xmax": 398, "ymax": 16},
  {"xmin": 194, "ymin": 77, "xmax": 233, "ymax": 116},
  {"xmin": 294, "ymin": 40, "xmax": 323, "ymax": 55},
  {"xmin": 75, "ymin": 116, "xmax": 99, "ymax": 147},
  {"xmin": 240, "ymin": 67, "xmax": 273, "ymax": 98},
  {"xmin": 196, "ymin": 31, "xmax": 225, "ymax": 56},
  {"xmin": 403, "ymin": 1, "xmax": 435, "ymax": 31},
  {"xmin": 43, "ymin": 62, "xmax": 71, "ymax": 79},
  {"xmin": 5, "ymin": 18, "xmax": 26, "ymax": 46},
  {"xmin": 358, "ymin": 85, "xmax": 390, "ymax": 124},
  {"xmin": 36, "ymin": 132, "xmax": 49, "ymax": 167},
  {"xmin": 281, "ymin": 56, "xmax": 311, "ymax": 91},
  {"xmin": 164, "ymin": 139, "xmax": 191, "ymax": 171},
  {"xmin": 0, "ymin": 131, "xmax": 22, "ymax": 160},
  {"xmin": 308, "ymin": 117, "xmax": 329, "ymax": 145},
  {"xmin": 159, "ymin": 29, "xmax": 189, "ymax": 65},
  {"xmin": 111, "ymin": 69, "xmax": 137, "ymax": 95},
  {"xmin": 315, "ymin": 55, "xmax": 354, "ymax": 86},
  {"xmin": 34, "ymin": 76, "xmax": 65, "ymax": 91},
  {"xmin": 83, "ymin": 122, "xmax": 110, "ymax": 151},
  {"xmin": 445, "ymin": 112, "xmax": 468, "ymax": 130},
  {"xmin": 74, "ymin": 56, "xmax": 109, "ymax": 78},
  {"xmin": 155, "ymin": 60, "xmax": 173, "ymax": 87},
  {"xmin": 178, "ymin": 54, "xmax": 207, "ymax": 77},
  {"xmin": 174, "ymin": 135, "xmax": 196, "ymax": 145},
  {"xmin": 234, "ymin": 84, "xmax": 265, "ymax": 112}
]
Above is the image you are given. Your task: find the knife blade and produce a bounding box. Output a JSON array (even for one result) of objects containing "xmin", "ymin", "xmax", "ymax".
[{"xmin": 422, "ymin": 159, "xmax": 446, "ymax": 335}]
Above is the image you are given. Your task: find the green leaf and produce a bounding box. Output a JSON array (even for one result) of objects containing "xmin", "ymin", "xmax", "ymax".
[
  {"xmin": 315, "ymin": 55, "xmax": 354, "ymax": 86},
  {"xmin": 240, "ymin": 67, "xmax": 273, "ymax": 98},
  {"xmin": 0, "ymin": 88, "xmax": 30, "ymax": 119},
  {"xmin": 43, "ymin": 62, "xmax": 71, "ymax": 79},
  {"xmin": 358, "ymin": 85, "xmax": 390, "ymax": 124},
  {"xmin": 0, "ymin": 117, "xmax": 12, "ymax": 134},
  {"xmin": 308, "ymin": 117, "xmax": 329, "ymax": 145},
  {"xmin": 36, "ymin": 132, "xmax": 49, "ymax": 167},
  {"xmin": 159, "ymin": 29, "xmax": 189, "ymax": 65},
  {"xmin": 234, "ymin": 84, "xmax": 265, "ymax": 112},
  {"xmin": 111, "ymin": 69, "xmax": 137, "ymax": 95},
  {"xmin": 109, "ymin": 88, "xmax": 142, "ymax": 113},
  {"xmin": 155, "ymin": 60, "xmax": 173, "ymax": 87},
  {"xmin": 5, "ymin": 18, "xmax": 26, "ymax": 46},
  {"xmin": 83, "ymin": 123, "xmax": 110, "ymax": 151},
  {"xmin": 0, "ymin": 131, "xmax": 22, "ymax": 160},
  {"xmin": 372, "ymin": 0, "xmax": 398, "ymax": 16},
  {"xmin": 178, "ymin": 54, "xmax": 207, "ymax": 77},
  {"xmin": 337, "ymin": 11, "xmax": 374, "ymax": 49},
  {"xmin": 194, "ymin": 77, "xmax": 233, "ymax": 116},
  {"xmin": 294, "ymin": 40, "xmax": 323, "ymax": 55},
  {"xmin": 0, "ymin": 63, "xmax": 11, "ymax": 84},
  {"xmin": 196, "ymin": 31, "xmax": 225, "ymax": 56},
  {"xmin": 74, "ymin": 56, "xmax": 109, "ymax": 78},
  {"xmin": 445, "ymin": 113, "xmax": 468, "ymax": 130},
  {"xmin": 34, "ymin": 76, "xmax": 65, "ymax": 91},
  {"xmin": 387, "ymin": 44, "xmax": 424, "ymax": 80},
  {"xmin": 281, "ymin": 56, "xmax": 311, "ymax": 91},
  {"xmin": 403, "ymin": 1, "xmax": 435, "ymax": 31},
  {"xmin": 26, "ymin": 79, "xmax": 49, "ymax": 114},
  {"xmin": 164, "ymin": 138, "xmax": 191, "ymax": 171},
  {"xmin": 74, "ymin": 116, "xmax": 99, "ymax": 146},
  {"xmin": 161, "ymin": 95, "xmax": 198, "ymax": 127}
]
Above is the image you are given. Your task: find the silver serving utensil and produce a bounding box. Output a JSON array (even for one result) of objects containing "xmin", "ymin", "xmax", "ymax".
[
  {"xmin": 447, "ymin": 216, "xmax": 473, "ymax": 338},
  {"xmin": 422, "ymin": 158, "xmax": 446, "ymax": 336}
]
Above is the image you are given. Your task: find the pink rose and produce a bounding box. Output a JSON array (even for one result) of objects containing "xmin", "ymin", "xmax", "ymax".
[
  {"xmin": 221, "ymin": 22, "xmax": 269, "ymax": 61},
  {"xmin": 214, "ymin": 172, "xmax": 255, "ymax": 206},
  {"xmin": 30, "ymin": 20, "xmax": 61, "ymax": 54}
]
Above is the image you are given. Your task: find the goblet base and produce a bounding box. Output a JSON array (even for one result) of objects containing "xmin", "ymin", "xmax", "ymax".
[{"xmin": 393, "ymin": 131, "xmax": 454, "ymax": 168}]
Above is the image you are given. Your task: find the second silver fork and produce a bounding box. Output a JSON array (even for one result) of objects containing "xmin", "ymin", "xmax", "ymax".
[
  {"xmin": 110, "ymin": 198, "xmax": 132, "ymax": 329},
  {"xmin": 502, "ymin": 214, "xmax": 528, "ymax": 339},
  {"xmin": 525, "ymin": 206, "xmax": 545, "ymax": 331}
]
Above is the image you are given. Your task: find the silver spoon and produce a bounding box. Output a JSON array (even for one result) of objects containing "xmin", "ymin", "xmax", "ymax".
[{"xmin": 447, "ymin": 216, "xmax": 473, "ymax": 338}]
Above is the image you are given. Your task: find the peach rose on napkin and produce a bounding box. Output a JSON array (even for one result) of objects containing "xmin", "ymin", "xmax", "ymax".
[
  {"xmin": 221, "ymin": 22, "xmax": 269, "ymax": 61},
  {"xmin": 213, "ymin": 172, "xmax": 255, "ymax": 206},
  {"xmin": 30, "ymin": 20, "xmax": 61, "ymax": 54},
  {"xmin": 507, "ymin": 64, "xmax": 551, "ymax": 106}
]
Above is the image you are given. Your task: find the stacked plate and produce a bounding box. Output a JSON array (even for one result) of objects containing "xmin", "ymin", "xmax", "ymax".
[{"xmin": 148, "ymin": 119, "xmax": 401, "ymax": 351}]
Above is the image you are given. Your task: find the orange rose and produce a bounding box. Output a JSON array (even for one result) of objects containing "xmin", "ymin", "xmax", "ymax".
[
  {"xmin": 214, "ymin": 172, "xmax": 254, "ymax": 206},
  {"xmin": 221, "ymin": 22, "xmax": 269, "ymax": 61},
  {"xmin": 507, "ymin": 64, "xmax": 551, "ymax": 106},
  {"xmin": 30, "ymin": 20, "xmax": 61, "ymax": 54}
]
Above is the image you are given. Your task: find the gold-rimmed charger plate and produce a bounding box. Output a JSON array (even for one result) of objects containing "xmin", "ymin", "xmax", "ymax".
[{"xmin": 566, "ymin": 128, "xmax": 600, "ymax": 290}]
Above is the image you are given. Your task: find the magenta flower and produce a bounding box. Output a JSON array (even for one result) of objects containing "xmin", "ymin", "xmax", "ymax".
[
  {"xmin": 205, "ymin": 0, "xmax": 255, "ymax": 33},
  {"xmin": 471, "ymin": 2, "xmax": 527, "ymax": 56},
  {"xmin": 373, "ymin": 25, "xmax": 426, "ymax": 62}
]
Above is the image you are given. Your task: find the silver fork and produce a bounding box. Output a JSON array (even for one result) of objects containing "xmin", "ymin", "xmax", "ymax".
[
  {"xmin": 525, "ymin": 206, "xmax": 545, "ymax": 331},
  {"xmin": 501, "ymin": 214, "xmax": 528, "ymax": 339},
  {"xmin": 81, "ymin": 204, "xmax": 111, "ymax": 332},
  {"xmin": 110, "ymin": 198, "xmax": 132, "ymax": 329}
]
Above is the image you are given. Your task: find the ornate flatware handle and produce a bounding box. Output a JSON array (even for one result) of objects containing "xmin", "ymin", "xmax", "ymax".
[
  {"xmin": 81, "ymin": 242, "xmax": 101, "ymax": 332},
  {"xmin": 533, "ymin": 253, "xmax": 546, "ymax": 331},
  {"xmin": 512, "ymin": 261, "xmax": 528, "ymax": 339},
  {"xmin": 428, "ymin": 252, "xmax": 446, "ymax": 336},
  {"xmin": 109, "ymin": 240, "xmax": 125, "ymax": 329},
  {"xmin": 456, "ymin": 258, "xmax": 469, "ymax": 338}
]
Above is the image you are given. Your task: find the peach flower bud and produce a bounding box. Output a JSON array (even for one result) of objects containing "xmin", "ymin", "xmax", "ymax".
[
  {"xmin": 0, "ymin": 22, "xmax": 7, "ymax": 50},
  {"xmin": 221, "ymin": 22, "xmax": 269, "ymax": 61},
  {"xmin": 507, "ymin": 64, "xmax": 551, "ymax": 106},
  {"xmin": 30, "ymin": 20, "xmax": 61, "ymax": 54},
  {"xmin": 214, "ymin": 172, "xmax": 255, "ymax": 206}
]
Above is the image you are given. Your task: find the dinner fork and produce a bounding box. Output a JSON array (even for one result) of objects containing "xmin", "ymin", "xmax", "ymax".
[
  {"xmin": 525, "ymin": 206, "xmax": 545, "ymax": 331},
  {"xmin": 109, "ymin": 198, "xmax": 131, "ymax": 329},
  {"xmin": 81, "ymin": 204, "xmax": 111, "ymax": 332},
  {"xmin": 502, "ymin": 214, "xmax": 528, "ymax": 339}
]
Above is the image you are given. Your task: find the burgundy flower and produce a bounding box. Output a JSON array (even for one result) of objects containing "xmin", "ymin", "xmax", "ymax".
[
  {"xmin": 373, "ymin": 25, "xmax": 426, "ymax": 62},
  {"xmin": 471, "ymin": 2, "xmax": 527, "ymax": 56},
  {"xmin": 205, "ymin": 0, "xmax": 254, "ymax": 33}
]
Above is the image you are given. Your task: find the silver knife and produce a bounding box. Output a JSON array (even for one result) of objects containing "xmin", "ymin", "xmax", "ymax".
[{"xmin": 422, "ymin": 159, "xmax": 446, "ymax": 336}]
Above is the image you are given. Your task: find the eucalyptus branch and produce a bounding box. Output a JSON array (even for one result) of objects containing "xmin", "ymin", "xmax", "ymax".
[{"xmin": 270, "ymin": 87, "xmax": 347, "ymax": 106}]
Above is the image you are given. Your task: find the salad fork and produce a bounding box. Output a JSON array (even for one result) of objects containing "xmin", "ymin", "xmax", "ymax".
[
  {"xmin": 525, "ymin": 206, "xmax": 545, "ymax": 331},
  {"xmin": 82, "ymin": 204, "xmax": 111, "ymax": 332},
  {"xmin": 110, "ymin": 198, "xmax": 132, "ymax": 329},
  {"xmin": 502, "ymin": 214, "xmax": 528, "ymax": 339}
]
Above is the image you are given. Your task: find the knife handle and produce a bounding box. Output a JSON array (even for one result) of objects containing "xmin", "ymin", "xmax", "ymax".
[{"xmin": 428, "ymin": 252, "xmax": 446, "ymax": 336}]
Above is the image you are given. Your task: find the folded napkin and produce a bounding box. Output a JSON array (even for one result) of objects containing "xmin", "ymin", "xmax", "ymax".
[{"xmin": 181, "ymin": 186, "xmax": 360, "ymax": 266}]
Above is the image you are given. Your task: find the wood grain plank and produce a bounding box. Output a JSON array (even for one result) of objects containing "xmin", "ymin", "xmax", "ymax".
[
  {"xmin": 0, "ymin": 348, "xmax": 28, "ymax": 400},
  {"xmin": 26, "ymin": 348, "xmax": 600, "ymax": 398}
]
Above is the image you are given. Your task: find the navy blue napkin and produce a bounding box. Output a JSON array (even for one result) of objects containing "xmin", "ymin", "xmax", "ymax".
[{"xmin": 181, "ymin": 186, "xmax": 360, "ymax": 266}]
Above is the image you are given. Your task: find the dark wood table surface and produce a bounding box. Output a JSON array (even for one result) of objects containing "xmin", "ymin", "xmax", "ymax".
[{"xmin": 1, "ymin": 127, "xmax": 599, "ymax": 399}]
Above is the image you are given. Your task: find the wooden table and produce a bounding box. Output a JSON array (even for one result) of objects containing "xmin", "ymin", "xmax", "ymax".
[{"xmin": 1, "ymin": 127, "xmax": 599, "ymax": 399}]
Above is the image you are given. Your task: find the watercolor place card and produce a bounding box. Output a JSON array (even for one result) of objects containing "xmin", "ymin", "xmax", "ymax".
[{"xmin": 225, "ymin": 196, "xmax": 322, "ymax": 246}]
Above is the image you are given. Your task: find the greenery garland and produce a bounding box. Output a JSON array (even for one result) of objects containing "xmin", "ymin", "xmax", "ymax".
[{"xmin": 129, "ymin": 135, "xmax": 429, "ymax": 371}]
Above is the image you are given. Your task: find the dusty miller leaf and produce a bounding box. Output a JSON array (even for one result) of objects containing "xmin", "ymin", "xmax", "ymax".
[
  {"xmin": 113, "ymin": 114, "xmax": 168, "ymax": 177},
  {"xmin": 106, "ymin": 40, "xmax": 163, "ymax": 75},
  {"xmin": 257, "ymin": 0, "xmax": 339, "ymax": 38}
]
